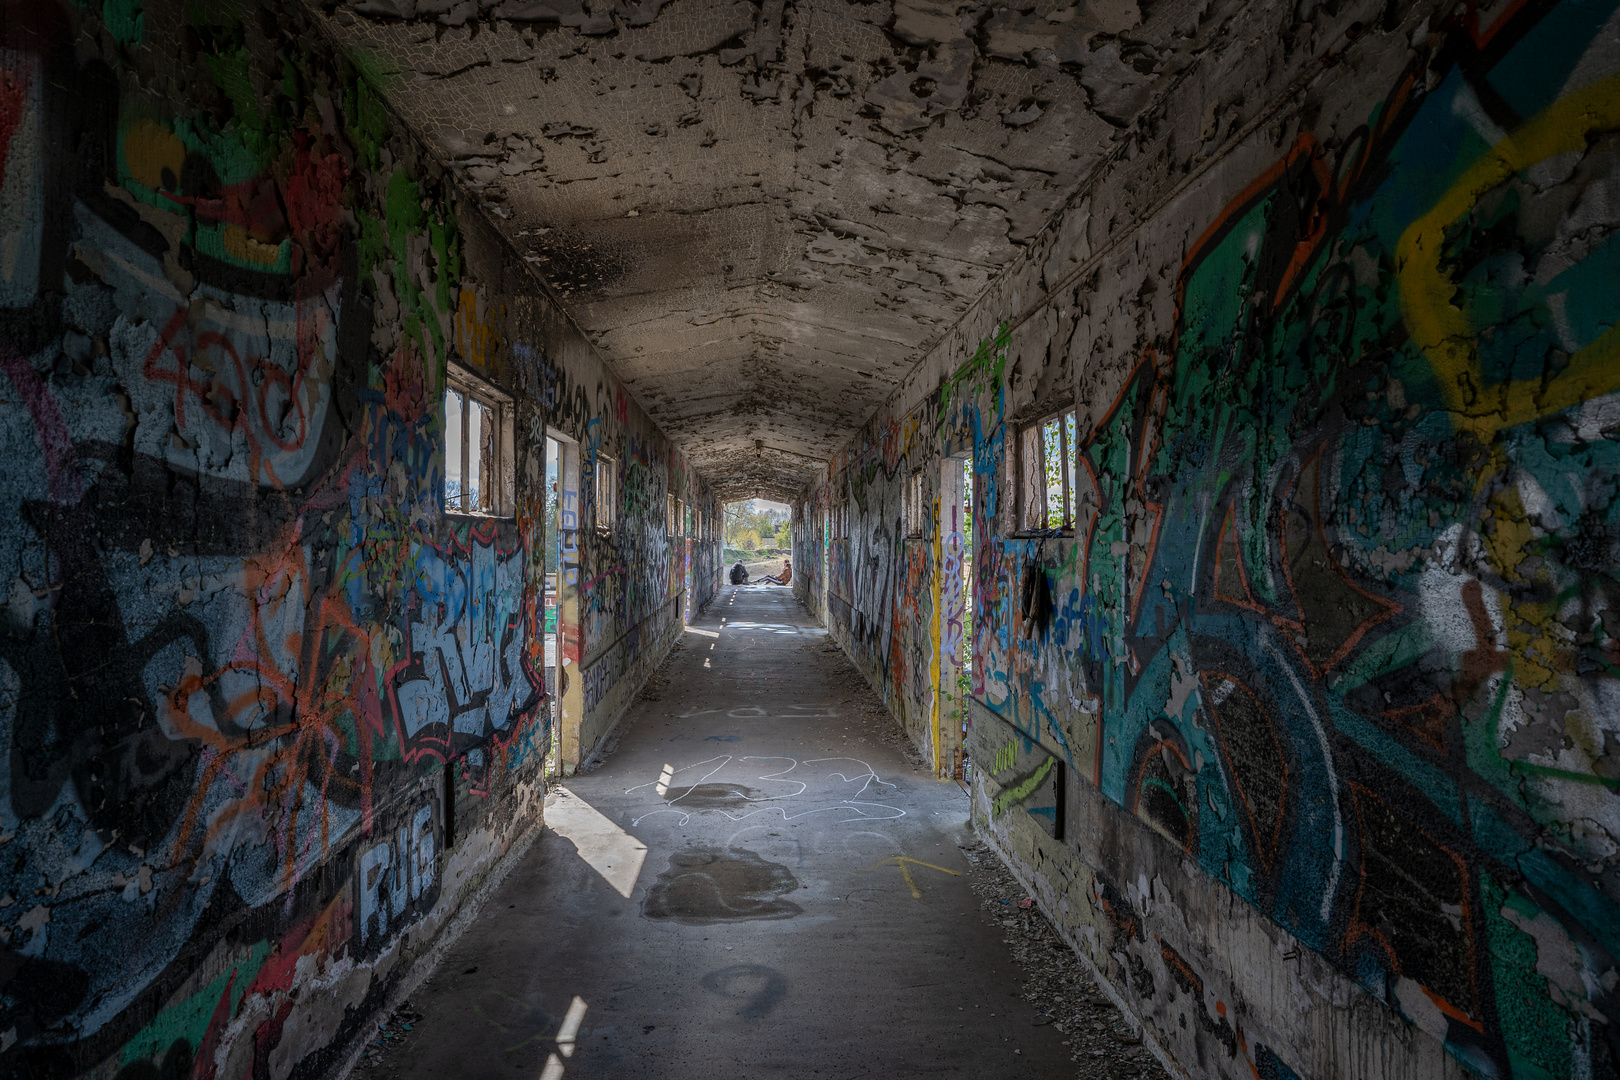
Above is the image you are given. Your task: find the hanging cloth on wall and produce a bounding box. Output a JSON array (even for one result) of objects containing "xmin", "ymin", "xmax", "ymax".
[{"xmin": 1020, "ymin": 556, "xmax": 1053, "ymax": 639}]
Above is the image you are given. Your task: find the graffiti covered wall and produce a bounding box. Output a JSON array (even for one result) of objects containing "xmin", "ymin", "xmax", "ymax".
[
  {"xmin": 526, "ymin": 306, "xmax": 713, "ymax": 761},
  {"xmin": 791, "ymin": 497, "xmax": 826, "ymax": 624},
  {"xmin": 0, "ymin": 0, "xmax": 708, "ymax": 1074},
  {"xmin": 817, "ymin": 415, "xmax": 946, "ymax": 762},
  {"xmin": 806, "ymin": 2, "xmax": 1620, "ymax": 1078}
]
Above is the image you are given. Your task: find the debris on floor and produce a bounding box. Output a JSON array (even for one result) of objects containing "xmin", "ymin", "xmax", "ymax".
[
  {"xmin": 962, "ymin": 843, "xmax": 1168, "ymax": 1080},
  {"xmin": 806, "ymin": 611, "xmax": 1161, "ymax": 1079},
  {"xmin": 353, "ymin": 1000, "xmax": 422, "ymax": 1075},
  {"xmin": 636, "ymin": 640, "xmax": 683, "ymax": 703}
]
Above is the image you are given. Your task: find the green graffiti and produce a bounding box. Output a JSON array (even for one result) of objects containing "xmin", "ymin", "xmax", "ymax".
[
  {"xmin": 994, "ymin": 739, "xmax": 1017, "ymax": 773},
  {"xmin": 119, "ymin": 940, "xmax": 270, "ymax": 1067},
  {"xmin": 367, "ymin": 170, "xmax": 456, "ymax": 371},
  {"xmin": 102, "ymin": 0, "xmax": 144, "ymax": 44},
  {"xmin": 992, "ymin": 755, "xmax": 1054, "ymax": 818},
  {"xmin": 938, "ymin": 322, "xmax": 1010, "ymax": 434},
  {"xmin": 1481, "ymin": 874, "xmax": 1572, "ymax": 1080},
  {"xmin": 344, "ymin": 56, "xmax": 394, "ymax": 171},
  {"xmin": 204, "ymin": 47, "xmax": 274, "ymax": 164}
]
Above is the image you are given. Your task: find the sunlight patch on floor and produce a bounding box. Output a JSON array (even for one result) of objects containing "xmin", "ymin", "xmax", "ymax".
[{"xmin": 548, "ymin": 789, "xmax": 647, "ymax": 899}]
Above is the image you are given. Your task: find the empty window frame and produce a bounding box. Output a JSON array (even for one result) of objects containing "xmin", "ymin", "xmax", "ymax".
[
  {"xmin": 903, "ymin": 470, "xmax": 927, "ymax": 538},
  {"xmin": 1018, "ymin": 409, "xmax": 1078, "ymax": 532},
  {"xmin": 444, "ymin": 368, "xmax": 515, "ymax": 517},
  {"xmin": 595, "ymin": 454, "xmax": 617, "ymax": 530}
]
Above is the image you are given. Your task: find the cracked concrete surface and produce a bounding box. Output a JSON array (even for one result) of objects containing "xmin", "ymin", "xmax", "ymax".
[
  {"xmin": 352, "ymin": 584, "xmax": 1080, "ymax": 1079},
  {"xmin": 318, "ymin": 0, "xmax": 1255, "ymax": 499}
]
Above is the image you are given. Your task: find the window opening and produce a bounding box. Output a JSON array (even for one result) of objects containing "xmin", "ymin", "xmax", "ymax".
[
  {"xmin": 904, "ymin": 470, "xmax": 926, "ymax": 538},
  {"xmin": 596, "ymin": 454, "xmax": 617, "ymax": 530},
  {"xmin": 1018, "ymin": 409, "xmax": 1077, "ymax": 532},
  {"xmin": 443, "ymin": 369, "xmax": 514, "ymax": 517}
]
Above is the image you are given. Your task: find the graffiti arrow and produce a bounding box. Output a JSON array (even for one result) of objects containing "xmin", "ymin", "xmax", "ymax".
[{"xmin": 866, "ymin": 856, "xmax": 961, "ymax": 899}]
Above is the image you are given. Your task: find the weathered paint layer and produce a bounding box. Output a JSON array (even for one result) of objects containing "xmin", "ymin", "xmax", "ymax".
[
  {"xmin": 799, "ymin": 2, "xmax": 1620, "ymax": 1077},
  {"xmin": 0, "ymin": 0, "xmax": 714, "ymax": 1074}
]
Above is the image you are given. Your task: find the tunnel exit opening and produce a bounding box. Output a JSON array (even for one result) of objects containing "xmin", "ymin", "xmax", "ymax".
[{"xmin": 722, "ymin": 498, "xmax": 792, "ymax": 584}]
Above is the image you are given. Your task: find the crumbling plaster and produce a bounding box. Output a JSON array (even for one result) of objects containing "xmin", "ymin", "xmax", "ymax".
[
  {"xmin": 316, "ymin": 0, "xmax": 1322, "ymax": 500},
  {"xmin": 0, "ymin": 0, "xmax": 719, "ymax": 1070},
  {"xmin": 796, "ymin": 0, "xmax": 1620, "ymax": 1077}
]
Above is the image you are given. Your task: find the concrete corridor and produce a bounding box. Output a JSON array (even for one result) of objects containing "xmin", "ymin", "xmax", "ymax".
[
  {"xmin": 361, "ymin": 585, "xmax": 1071, "ymax": 1080},
  {"xmin": 15, "ymin": 2, "xmax": 1620, "ymax": 1076}
]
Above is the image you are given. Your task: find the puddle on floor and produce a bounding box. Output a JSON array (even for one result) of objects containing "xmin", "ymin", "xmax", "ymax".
[
  {"xmin": 661, "ymin": 783, "xmax": 764, "ymax": 807},
  {"xmin": 642, "ymin": 847, "xmax": 802, "ymax": 923}
]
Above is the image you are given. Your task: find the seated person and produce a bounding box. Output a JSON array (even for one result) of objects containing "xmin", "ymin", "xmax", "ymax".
[
  {"xmin": 729, "ymin": 560, "xmax": 749, "ymax": 585},
  {"xmin": 761, "ymin": 559, "xmax": 792, "ymax": 585}
]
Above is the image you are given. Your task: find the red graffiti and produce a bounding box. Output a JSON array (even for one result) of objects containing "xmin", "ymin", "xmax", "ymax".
[
  {"xmin": 0, "ymin": 57, "xmax": 29, "ymax": 181},
  {"xmin": 0, "ymin": 336, "xmax": 82, "ymax": 504}
]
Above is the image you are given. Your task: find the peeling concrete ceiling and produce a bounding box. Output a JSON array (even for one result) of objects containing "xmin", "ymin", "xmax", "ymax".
[{"xmin": 322, "ymin": 0, "xmax": 1218, "ymax": 500}]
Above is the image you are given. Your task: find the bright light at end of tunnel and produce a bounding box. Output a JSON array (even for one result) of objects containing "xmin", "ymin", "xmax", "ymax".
[
  {"xmin": 538, "ymin": 996, "xmax": 588, "ymax": 1079},
  {"xmin": 546, "ymin": 789, "xmax": 646, "ymax": 899},
  {"xmin": 655, "ymin": 763, "xmax": 673, "ymax": 796}
]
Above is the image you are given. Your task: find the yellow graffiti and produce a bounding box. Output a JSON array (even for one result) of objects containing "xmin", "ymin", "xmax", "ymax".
[
  {"xmin": 221, "ymin": 224, "xmax": 286, "ymax": 267},
  {"xmin": 1475, "ymin": 480, "xmax": 1570, "ymax": 690},
  {"xmin": 122, "ymin": 117, "xmax": 186, "ymax": 191},
  {"xmin": 1398, "ymin": 72, "xmax": 1620, "ymax": 438},
  {"xmin": 456, "ymin": 285, "xmax": 503, "ymax": 372},
  {"xmin": 867, "ymin": 856, "xmax": 961, "ymax": 899}
]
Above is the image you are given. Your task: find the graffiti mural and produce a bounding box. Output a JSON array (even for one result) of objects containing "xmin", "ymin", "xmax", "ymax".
[
  {"xmin": 823, "ymin": 434, "xmax": 947, "ymax": 750},
  {"xmin": 0, "ymin": 3, "xmax": 565, "ymax": 1074},
  {"xmin": 970, "ymin": 711, "xmax": 1063, "ymax": 840},
  {"xmin": 810, "ymin": 2, "xmax": 1620, "ymax": 1077},
  {"xmin": 390, "ymin": 523, "xmax": 538, "ymax": 756},
  {"xmin": 1064, "ymin": 5, "xmax": 1620, "ymax": 1074}
]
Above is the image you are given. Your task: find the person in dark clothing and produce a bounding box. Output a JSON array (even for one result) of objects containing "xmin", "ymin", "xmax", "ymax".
[{"xmin": 729, "ymin": 560, "xmax": 749, "ymax": 585}]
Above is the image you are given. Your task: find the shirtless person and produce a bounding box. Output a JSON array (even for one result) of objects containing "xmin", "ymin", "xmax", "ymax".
[{"xmin": 761, "ymin": 559, "xmax": 792, "ymax": 585}]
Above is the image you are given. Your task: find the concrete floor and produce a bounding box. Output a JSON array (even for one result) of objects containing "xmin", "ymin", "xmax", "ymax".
[{"xmin": 375, "ymin": 585, "xmax": 1072, "ymax": 1079}]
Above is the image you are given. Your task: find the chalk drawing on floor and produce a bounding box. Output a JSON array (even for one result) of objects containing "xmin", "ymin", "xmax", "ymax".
[{"xmin": 627, "ymin": 755, "xmax": 903, "ymax": 827}]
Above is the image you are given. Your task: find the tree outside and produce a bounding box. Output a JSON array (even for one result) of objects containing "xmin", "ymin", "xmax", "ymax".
[{"xmin": 724, "ymin": 500, "xmax": 790, "ymax": 551}]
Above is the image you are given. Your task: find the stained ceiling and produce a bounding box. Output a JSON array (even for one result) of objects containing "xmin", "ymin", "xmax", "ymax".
[{"xmin": 323, "ymin": 0, "xmax": 1213, "ymax": 500}]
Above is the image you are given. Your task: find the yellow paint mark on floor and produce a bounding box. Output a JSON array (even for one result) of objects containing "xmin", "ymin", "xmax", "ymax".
[{"xmin": 867, "ymin": 856, "xmax": 962, "ymax": 899}]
